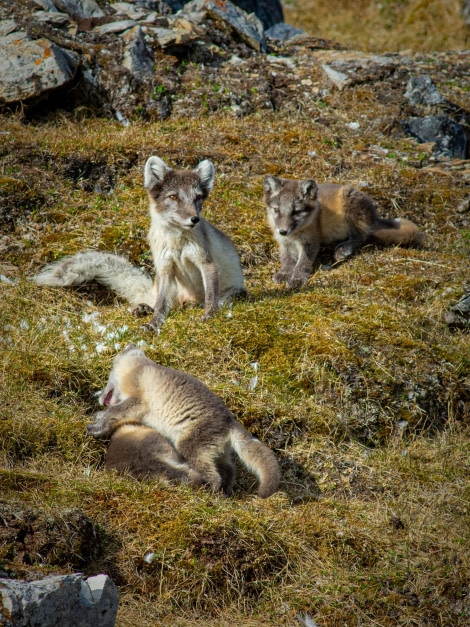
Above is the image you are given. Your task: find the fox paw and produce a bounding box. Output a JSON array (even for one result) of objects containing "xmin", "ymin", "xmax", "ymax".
[
  {"xmin": 273, "ymin": 271, "xmax": 289, "ymax": 284},
  {"xmin": 333, "ymin": 243, "xmax": 353, "ymax": 262},
  {"xmin": 140, "ymin": 319, "xmax": 162, "ymax": 334},
  {"xmin": 131, "ymin": 303, "xmax": 154, "ymax": 317},
  {"xmin": 202, "ymin": 309, "xmax": 217, "ymax": 321},
  {"xmin": 287, "ymin": 273, "xmax": 310, "ymax": 289},
  {"xmin": 86, "ymin": 422, "xmax": 106, "ymax": 438}
]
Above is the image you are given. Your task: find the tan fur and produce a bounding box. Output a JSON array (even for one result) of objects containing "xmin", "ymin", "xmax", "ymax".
[
  {"xmin": 87, "ymin": 344, "xmax": 281, "ymax": 498},
  {"xmin": 263, "ymin": 176, "xmax": 425, "ymax": 288},
  {"xmin": 105, "ymin": 424, "xmax": 205, "ymax": 485}
]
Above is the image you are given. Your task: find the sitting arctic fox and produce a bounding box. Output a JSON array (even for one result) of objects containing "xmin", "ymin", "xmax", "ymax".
[{"xmin": 34, "ymin": 156, "xmax": 246, "ymax": 331}]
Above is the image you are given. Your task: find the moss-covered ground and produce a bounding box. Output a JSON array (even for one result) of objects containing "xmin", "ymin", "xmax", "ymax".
[{"xmin": 1, "ymin": 2, "xmax": 470, "ymax": 624}]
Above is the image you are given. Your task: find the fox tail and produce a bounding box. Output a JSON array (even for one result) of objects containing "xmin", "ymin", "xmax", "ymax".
[
  {"xmin": 230, "ymin": 424, "xmax": 281, "ymax": 498},
  {"xmin": 33, "ymin": 251, "xmax": 155, "ymax": 307}
]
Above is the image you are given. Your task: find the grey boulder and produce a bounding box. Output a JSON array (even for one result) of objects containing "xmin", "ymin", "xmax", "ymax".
[
  {"xmin": 0, "ymin": 30, "xmax": 79, "ymax": 105},
  {"xmin": 0, "ymin": 574, "xmax": 119, "ymax": 627}
]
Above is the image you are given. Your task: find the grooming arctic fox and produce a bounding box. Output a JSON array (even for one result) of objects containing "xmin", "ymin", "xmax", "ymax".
[
  {"xmin": 34, "ymin": 156, "xmax": 245, "ymax": 331},
  {"xmin": 87, "ymin": 344, "xmax": 281, "ymax": 498},
  {"xmin": 264, "ymin": 175, "xmax": 425, "ymax": 288},
  {"xmin": 105, "ymin": 423, "xmax": 205, "ymax": 486}
]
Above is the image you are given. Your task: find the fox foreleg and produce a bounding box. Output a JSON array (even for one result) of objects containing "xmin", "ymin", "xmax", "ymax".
[
  {"xmin": 143, "ymin": 271, "xmax": 177, "ymax": 333},
  {"xmin": 87, "ymin": 397, "xmax": 146, "ymax": 438},
  {"xmin": 288, "ymin": 243, "xmax": 317, "ymax": 288},
  {"xmin": 200, "ymin": 261, "xmax": 219, "ymax": 320},
  {"xmin": 273, "ymin": 242, "xmax": 297, "ymax": 285}
]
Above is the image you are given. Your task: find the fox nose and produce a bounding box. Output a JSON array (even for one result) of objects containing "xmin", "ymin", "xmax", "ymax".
[
  {"xmin": 278, "ymin": 229, "xmax": 288, "ymax": 236},
  {"xmin": 190, "ymin": 216, "xmax": 200, "ymax": 224}
]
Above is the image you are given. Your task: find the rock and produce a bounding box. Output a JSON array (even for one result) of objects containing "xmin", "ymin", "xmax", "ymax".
[
  {"xmin": 0, "ymin": 574, "xmax": 119, "ymax": 627},
  {"xmin": 445, "ymin": 292, "xmax": 470, "ymax": 329},
  {"xmin": 51, "ymin": 0, "xmax": 105, "ymax": 19},
  {"xmin": 265, "ymin": 22, "xmax": 304, "ymax": 42},
  {"xmin": 94, "ymin": 19, "xmax": 137, "ymax": 35},
  {"xmin": 0, "ymin": 31, "xmax": 79, "ymax": 105},
  {"xmin": 122, "ymin": 25, "xmax": 155, "ymax": 81},
  {"xmin": 405, "ymin": 75, "xmax": 446, "ymax": 106},
  {"xmin": 401, "ymin": 115, "xmax": 468, "ymax": 159},
  {"xmin": 181, "ymin": 0, "xmax": 266, "ymax": 52},
  {"xmin": 316, "ymin": 50, "xmax": 398, "ymax": 90},
  {"xmin": 32, "ymin": 0, "xmax": 60, "ymax": 10},
  {"xmin": 110, "ymin": 2, "xmax": 148, "ymax": 20},
  {"xmin": 164, "ymin": 0, "xmax": 282, "ymax": 29},
  {"xmin": 321, "ymin": 64, "xmax": 350, "ymax": 90},
  {"xmin": 149, "ymin": 16, "xmax": 205, "ymax": 50},
  {"xmin": 0, "ymin": 19, "xmax": 18, "ymax": 36},
  {"xmin": 32, "ymin": 10, "xmax": 72, "ymax": 26},
  {"xmin": 228, "ymin": 0, "xmax": 283, "ymax": 29}
]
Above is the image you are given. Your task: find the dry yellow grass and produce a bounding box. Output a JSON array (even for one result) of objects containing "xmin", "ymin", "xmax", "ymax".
[
  {"xmin": 1, "ymin": 5, "xmax": 470, "ymax": 624},
  {"xmin": 284, "ymin": 0, "xmax": 470, "ymax": 52},
  {"xmin": 1, "ymin": 107, "xmax": 469, "ymax": 625}
]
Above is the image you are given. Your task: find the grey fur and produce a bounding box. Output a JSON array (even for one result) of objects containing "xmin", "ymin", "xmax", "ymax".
[{"xmin": 264, "ymin": 175, "xmax": 424, "ymax": 288}]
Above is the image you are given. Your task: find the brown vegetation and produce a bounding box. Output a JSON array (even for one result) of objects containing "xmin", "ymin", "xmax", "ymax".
[{"xmin": 1, "ymin": 2, "xmax": 470, "ymax": 625}]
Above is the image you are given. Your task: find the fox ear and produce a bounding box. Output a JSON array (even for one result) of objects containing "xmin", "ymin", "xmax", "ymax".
[
  {"xmin": 144, "ymin": 156, "xmax": 172, "ymax": 189},
  {"xmin": 301, "ymin": 179, "xmax": 318, "ymax": 200},
  {"xmin": 263, "ymin": 175, "xmax": 282, "ymax": 197},
  {"xmin": 194, "ymin": 160, "xmax": 215, "ymax": 194}
]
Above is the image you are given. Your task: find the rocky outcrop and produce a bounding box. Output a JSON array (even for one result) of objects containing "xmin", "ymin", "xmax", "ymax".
[
  {"xmin": 402, "ymin": 116, "xmax": 468, "ymax": 160},
  {"xmin": 0, "ymin": 574, "xmax": 119, "ymax": 627},
  {"xmin": 0, "ymin": 29, "xmax": 78, "ymax": 104},
  {"xmin": 0, "ymin": 0, "xmax": 469, "ymax": 166}
]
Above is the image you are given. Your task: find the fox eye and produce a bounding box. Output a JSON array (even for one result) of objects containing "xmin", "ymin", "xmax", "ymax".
[
  {"xmin": 272, "ymin": 207, "xmax": 280, "ymax": 214},
  {"xmin": 168, "ymin": 194, "xmax": 178, "ymax": 201}
]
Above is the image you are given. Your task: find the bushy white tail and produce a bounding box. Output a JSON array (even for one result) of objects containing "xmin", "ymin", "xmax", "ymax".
[
  {"xmin": 230, "ymin": 425, "xmax": 281, "ymax": 498},
  {"xmin": 33, "ymin": 251, "xmax": 156, "ymax": 307}
]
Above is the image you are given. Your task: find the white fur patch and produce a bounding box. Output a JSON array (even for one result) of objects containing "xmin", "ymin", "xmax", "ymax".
[
  {"xmin": 193, "ymin": 160, "xmax": 215, "ymax": 191},
  {"xmin": 144, "ymin": 156, "xmax": 172, "ymax": 188}
]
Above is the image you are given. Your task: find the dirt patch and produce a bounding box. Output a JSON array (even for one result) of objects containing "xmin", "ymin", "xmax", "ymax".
[{"xmin": 0, "ymin": 503, "xmax": 106, "ymax": 578}]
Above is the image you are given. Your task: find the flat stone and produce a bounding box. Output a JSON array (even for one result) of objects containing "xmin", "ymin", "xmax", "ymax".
[
  {"xmin": 51, "ymin": 0, "xmax": 105, "ymax": 18},
  {"xmin": 0, "ymin": 32, "xmax": 79, "ymax": 105},
  {"xmin": 0, "ymin": 19, "xmax": 18, "ymax": 36},
  {"xmin": 94, "ymin": 19, "xmax": 137, "ymax": 34},
  {"xmin": 32, "ymin": 10, "xmax": 72, "ymax": 26},
  {"xmin": 316, "ymin": 50, "xmax": 398, "ymax": 89},
  {"xmin": 149, "ymin": 17, "xmax": 204, "ymax": 49},
  {"xmin": 321, "ymin": 64, "xmax": 350, "ymax": 90},
  {"xmin": 181, "ymin": 0, "xmax": 266, "ymax": 52}
]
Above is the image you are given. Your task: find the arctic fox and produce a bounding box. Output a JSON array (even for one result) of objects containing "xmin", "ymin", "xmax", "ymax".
[
  {"xmin": 104, "ymin": 423, "xmax": 205, "ymax": 486},
  {"xmin": 34, "ymin": 156, "xmax": 246, "ymax": 331},
  {"xmin": 263, "ymin": 175, "xmax": 425, "ymax": 288},
  {"xmin": 87, "ymin": 343, "xmax": 281, "ymax": 498}
]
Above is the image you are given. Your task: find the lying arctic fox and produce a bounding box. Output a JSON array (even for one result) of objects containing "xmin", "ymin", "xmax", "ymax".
[
  {"xmin": 87, "ymin": 343, "xmax": 281, "ymax": 498},
  {"xmin": 105, "ymin": 423, "xmax": 205, "ymax": 486},
  {"xmin": 264, "ymin": 174, "xmax": 425, "ymax": 288}
]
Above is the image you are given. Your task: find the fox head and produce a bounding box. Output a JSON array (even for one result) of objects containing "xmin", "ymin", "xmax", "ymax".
[
  {"xmin": 98, "ymin": 343, "xmax": 146, "ymax": 407},
  {"xmin": 144, "ymin": 156, "xmax": 215, "ymax": 229},
  {"xmin": 263, "ymin": 175, "xmax": 318, "ymax": 237}
]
